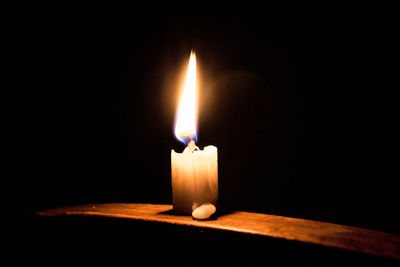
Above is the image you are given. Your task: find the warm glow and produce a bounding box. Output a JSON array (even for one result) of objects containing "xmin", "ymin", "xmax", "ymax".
[{"xmin": 174, "ymin": 51, "xmax": 197, "ymax": 144}]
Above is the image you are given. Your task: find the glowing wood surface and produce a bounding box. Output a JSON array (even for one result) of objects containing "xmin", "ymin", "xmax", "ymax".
[{"xmin": 35, "ymin": 203, "xmax": 400, "ymax": 260}]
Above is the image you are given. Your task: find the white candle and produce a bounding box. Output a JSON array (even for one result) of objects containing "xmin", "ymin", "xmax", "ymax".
[
  {"xmin": 171, "ymin": 144, "xmax": 218, "ymax": 214},
  {"xmin": 171, "ymin": 51, "xmax": 218, "ymax": 218}
]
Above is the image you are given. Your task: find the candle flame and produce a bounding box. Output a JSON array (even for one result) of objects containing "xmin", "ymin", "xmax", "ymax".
[{"xmin": 174, "ymin": 51, "xmax": 197, "ymax": 145}]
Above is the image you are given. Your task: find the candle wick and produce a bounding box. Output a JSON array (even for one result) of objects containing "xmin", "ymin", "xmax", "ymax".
[{"xmin": 188, "ymin": 139, "xmax": 199, "ymax": 153}]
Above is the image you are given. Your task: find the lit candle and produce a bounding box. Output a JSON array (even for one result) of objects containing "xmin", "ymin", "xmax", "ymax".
[{"xmin": 171, "ymin": 51, "xmax": 218, "ymax": 219}]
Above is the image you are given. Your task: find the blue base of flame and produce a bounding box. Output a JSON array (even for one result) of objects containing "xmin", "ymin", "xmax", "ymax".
[{"xmin": 178, "ymin": 136, "xmax": 197, "ymax": 146}]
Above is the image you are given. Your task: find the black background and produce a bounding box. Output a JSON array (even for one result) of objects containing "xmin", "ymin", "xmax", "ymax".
[{"xmin": 11, "ymin": 5, "xmax": 397, "ymax": 234}]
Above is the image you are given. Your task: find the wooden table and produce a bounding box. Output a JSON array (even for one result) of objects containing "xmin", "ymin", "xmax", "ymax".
[{"xmin": 34, "ymin": 203, "xmax": 400, "ymax": 261}]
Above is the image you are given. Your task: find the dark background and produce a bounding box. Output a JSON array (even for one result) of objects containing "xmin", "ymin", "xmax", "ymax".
[{"xmin": 12, "ymin": 5, "xmax": 397, "ymax": 234}]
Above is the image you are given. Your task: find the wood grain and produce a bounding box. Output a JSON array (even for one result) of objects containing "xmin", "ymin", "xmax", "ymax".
[{"xmin": 35, "ymin": 203, "xmax": 400, "ymax": 260}]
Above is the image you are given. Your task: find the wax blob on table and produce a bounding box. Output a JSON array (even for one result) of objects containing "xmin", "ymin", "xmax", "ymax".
[{"xmin": 192, "ymin": 202, "xmax": 216, "ymax": 219}]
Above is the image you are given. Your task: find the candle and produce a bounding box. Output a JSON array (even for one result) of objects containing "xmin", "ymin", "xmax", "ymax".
[{"xmin": 171, "ymin": 51, "xmax": 218, "ymax": 219}]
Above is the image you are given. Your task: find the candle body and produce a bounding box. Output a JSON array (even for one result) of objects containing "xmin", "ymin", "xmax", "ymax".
[{"xmin": 171, "ymin": 145, "xmax": 218, "ymax": 214}]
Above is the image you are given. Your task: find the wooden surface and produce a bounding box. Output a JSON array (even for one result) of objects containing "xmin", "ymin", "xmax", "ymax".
[{"xmin": 35, "ymin": 203, "xmax": 400, "ymax": 261}]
